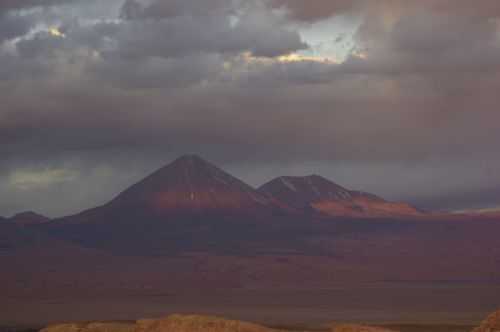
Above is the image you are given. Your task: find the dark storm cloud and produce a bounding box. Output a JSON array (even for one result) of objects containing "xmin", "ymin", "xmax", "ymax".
[
  {"xmin": 425, "ymin": 0, "xmax": 500, "ymax": 18},
  {"xmin": 120, "ymin": 0, "xmax": 234, "ymax": 20},
  {"xmin": 0, "ymin": 0, "xmax": 80, "ymax": 13},
  {"xmin": 271, "ymin": 0, "xmax": 500, "ymax": 21},
  {"xmin": 1, "ymin": 0, "xmax": 500, "ymax": 216},
  {"xmin": 0, "ymin": 12, "xmax": 32, "ymax": 43},
  {"xmin": 114, "ymin": 0, "xmax": 307, "ymax": 59},
  {"xmin": 109, "ymin": 15, "xmax": 306, "ymax": 59},
  {"xmin": 271, "ymin": 0, "xmax": 363, "ymax": 21}
]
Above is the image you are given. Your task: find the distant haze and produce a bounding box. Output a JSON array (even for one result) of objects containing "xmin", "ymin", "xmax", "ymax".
[{"xmin": 1, "ymin": 0, "xmax": 500, "ymax": 217}]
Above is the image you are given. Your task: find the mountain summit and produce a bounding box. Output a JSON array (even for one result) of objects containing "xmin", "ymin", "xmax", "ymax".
[
  {"xmin": 259, "ymin": 175, "xmax": 354, "ymax": 210},
  {"xmin": 59, "ymin": 155, "xmax": 283, "ymax": 228},
  {"xmin": 109, "ymin": 154, "xmax": 278, "ymax": 215},
  {"xmin": 259, "ymin": 175, "xmax": 422, "ymax": 218}
]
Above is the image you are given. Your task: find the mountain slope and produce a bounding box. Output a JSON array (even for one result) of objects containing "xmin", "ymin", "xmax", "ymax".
[
  {"xmin": 108, "ymin": 154, "xmax": 280, "ymax": 216},
  {"xmin": 8, "ymin": 211, "xmax": 50, "ymax": 226},
  {"xmin": 57, "ymin": 155, "xmax": 285, "ymax": 227},
  {"xmin": 259, "ymin": 175, "xmax": 422, "ymax": 218},
  {"xmin": 259, "ymin": 175, "xmax": 353, "ymax": 211},
  {"xmin": 46, "ymin": 155, "xmax": 297, "ymax": 254}
]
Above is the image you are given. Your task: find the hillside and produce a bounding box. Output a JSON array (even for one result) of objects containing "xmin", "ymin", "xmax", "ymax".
[
  {"xmin": 259, "ymin": 176, "xmax": 422, "ymax": 218},
  {"xmin": 8, "ymin": 212, "xmax": 50, "ymax": 226}
]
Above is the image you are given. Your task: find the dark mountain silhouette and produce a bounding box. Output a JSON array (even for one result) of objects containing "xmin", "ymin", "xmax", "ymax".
[
  {"xmin": 8, "ymin": 211, "xmax": 50, "ymax": 226},
  {"xmin": 259, "ymin": 175, "xmax": 422, "ymax": 218}
]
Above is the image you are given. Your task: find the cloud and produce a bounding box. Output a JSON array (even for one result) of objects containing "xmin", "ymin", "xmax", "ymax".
[
  {"xmin": 120, "ymin": 0, "xmax": 234, "ymax": 20},
  {"xmin": 0, "ymin": 12, "xmax": 32, "ymax": 43},
  {"xmin": 1, "ymin": 0, "xmax": 500, "ymax": 216},
  {"xmin": 0, "ymin": 0, "xmax": 80, "ymax": 14},
  {"xmin": 271, "ymin": 0, "xmax": 500, "ymax": 21},
  {"xmin": 270, "ymin": 0, "xmax": 363, "ymax": 21},
  {"xmin": 113, "ymin": 0, "xmax": 307, "ymax": 59},
  {"xmin": 9, "ymin": 168, "xmax": 77, "ymax": 190}
]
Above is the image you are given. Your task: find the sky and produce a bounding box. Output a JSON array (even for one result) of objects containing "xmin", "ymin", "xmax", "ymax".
[{"xmin": 1, "ymin": 0, "xmax": 500, "ymax": 217}]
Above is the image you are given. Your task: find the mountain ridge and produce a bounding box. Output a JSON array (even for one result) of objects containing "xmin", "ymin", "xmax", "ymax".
[
  {"xmin": 259, "ymin": 175, "xmax": 422, "ymax": 218},
  {"xmin": 55, "ymin": 155, "xmax": 287, "ymax": 227},
  {"xmin": 53, "ymin": 155, "xmax": 423, "ymax": 224},
  {"xmin": 107, "ymin": 154, "xmax": 282, "ymax": 215},
  {"xmin": 8, "ymin": 211, "xmax": 50, "ymax": 226}
]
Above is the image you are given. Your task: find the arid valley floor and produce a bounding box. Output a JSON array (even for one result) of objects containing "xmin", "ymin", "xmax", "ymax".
[{"xmin": 2, "ymin": 156, "xmax": 499, "ymax": 332}]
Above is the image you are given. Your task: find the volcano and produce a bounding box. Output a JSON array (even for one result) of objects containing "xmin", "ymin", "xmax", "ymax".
[
  {"xmin": 43, "ymin": 156, "xmax": 425, "ymax": 255},
  {"xmin": 47, "ymin": 155, "xmax": 294, "ymax": 254},
  {"xmin": 2, "ymin": 155, "xmax": 500, "ymax": 317},
  {"xmin": 108, "ymin": 154, "xmax": 283, "ymax": 216},
  {"xmin": 259, "ymin": 175, "xmax": 422, "ymax": 218},
  {"xmin": 57, "ymin": 155, "xmax": 285, "ymax": 226}
]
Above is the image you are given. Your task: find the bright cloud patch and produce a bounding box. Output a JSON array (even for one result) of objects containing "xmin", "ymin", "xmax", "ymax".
[
  {"xmin": 48, "ymin": 27, "xmax": 65, "ymax": 38},
  {"xmin": 277, "ymin": 53, "xmax": 339, "ymax": 64},
  {"xmin": 9, "ymin": 169, "xmax": 78, "ymax": 190}
]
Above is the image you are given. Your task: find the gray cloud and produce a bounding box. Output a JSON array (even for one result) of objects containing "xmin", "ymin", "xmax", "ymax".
[
  {"xmin": 270, "ymin": 0, "xmax": 364, "ymax": 21},
  {"xmin": 0, "ymin": 0, "xmax": 81, "ymax": 14},
  {"xmin": 272, "ymin": 0, "xmax": 500, "ymax": 21},
  {"xmin": 0, "ymin": 12, "xmax": 32, "ymax": 43},
  {"xmin": 114, "ymin": 0, "xmax": 307, "ymax": 59},
  {"xmin": 120, "ymin": 0, "xmax": 234, "ymax": 20},
  {"xmin": 1, "ymin": 0, "xmax": 500, "ymax": 216}
]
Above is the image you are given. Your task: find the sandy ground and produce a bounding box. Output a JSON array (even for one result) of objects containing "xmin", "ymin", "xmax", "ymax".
[{"xmin": 1, "ymin": 283, "xmax": 498, "ymax": 330}]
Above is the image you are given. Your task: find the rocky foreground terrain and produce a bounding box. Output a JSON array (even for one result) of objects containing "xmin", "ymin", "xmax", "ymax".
[
  {"xmin": 472, "ymin": 310, "xmax": 500, "ymax": 332},
  {"xmin": 330, "ymin": 325, "xmax": 396, "ymax": 332},
  {"xmin": 38, "ymin": 310, "xmax": 500, "ymax": 332},
  {"xmin": 39, "ymin": 314, "xmax": 401, "ymax": 332},
  {"xmin": 40, "ymin": 315, "xmax": 285, "ymax": 332}
]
